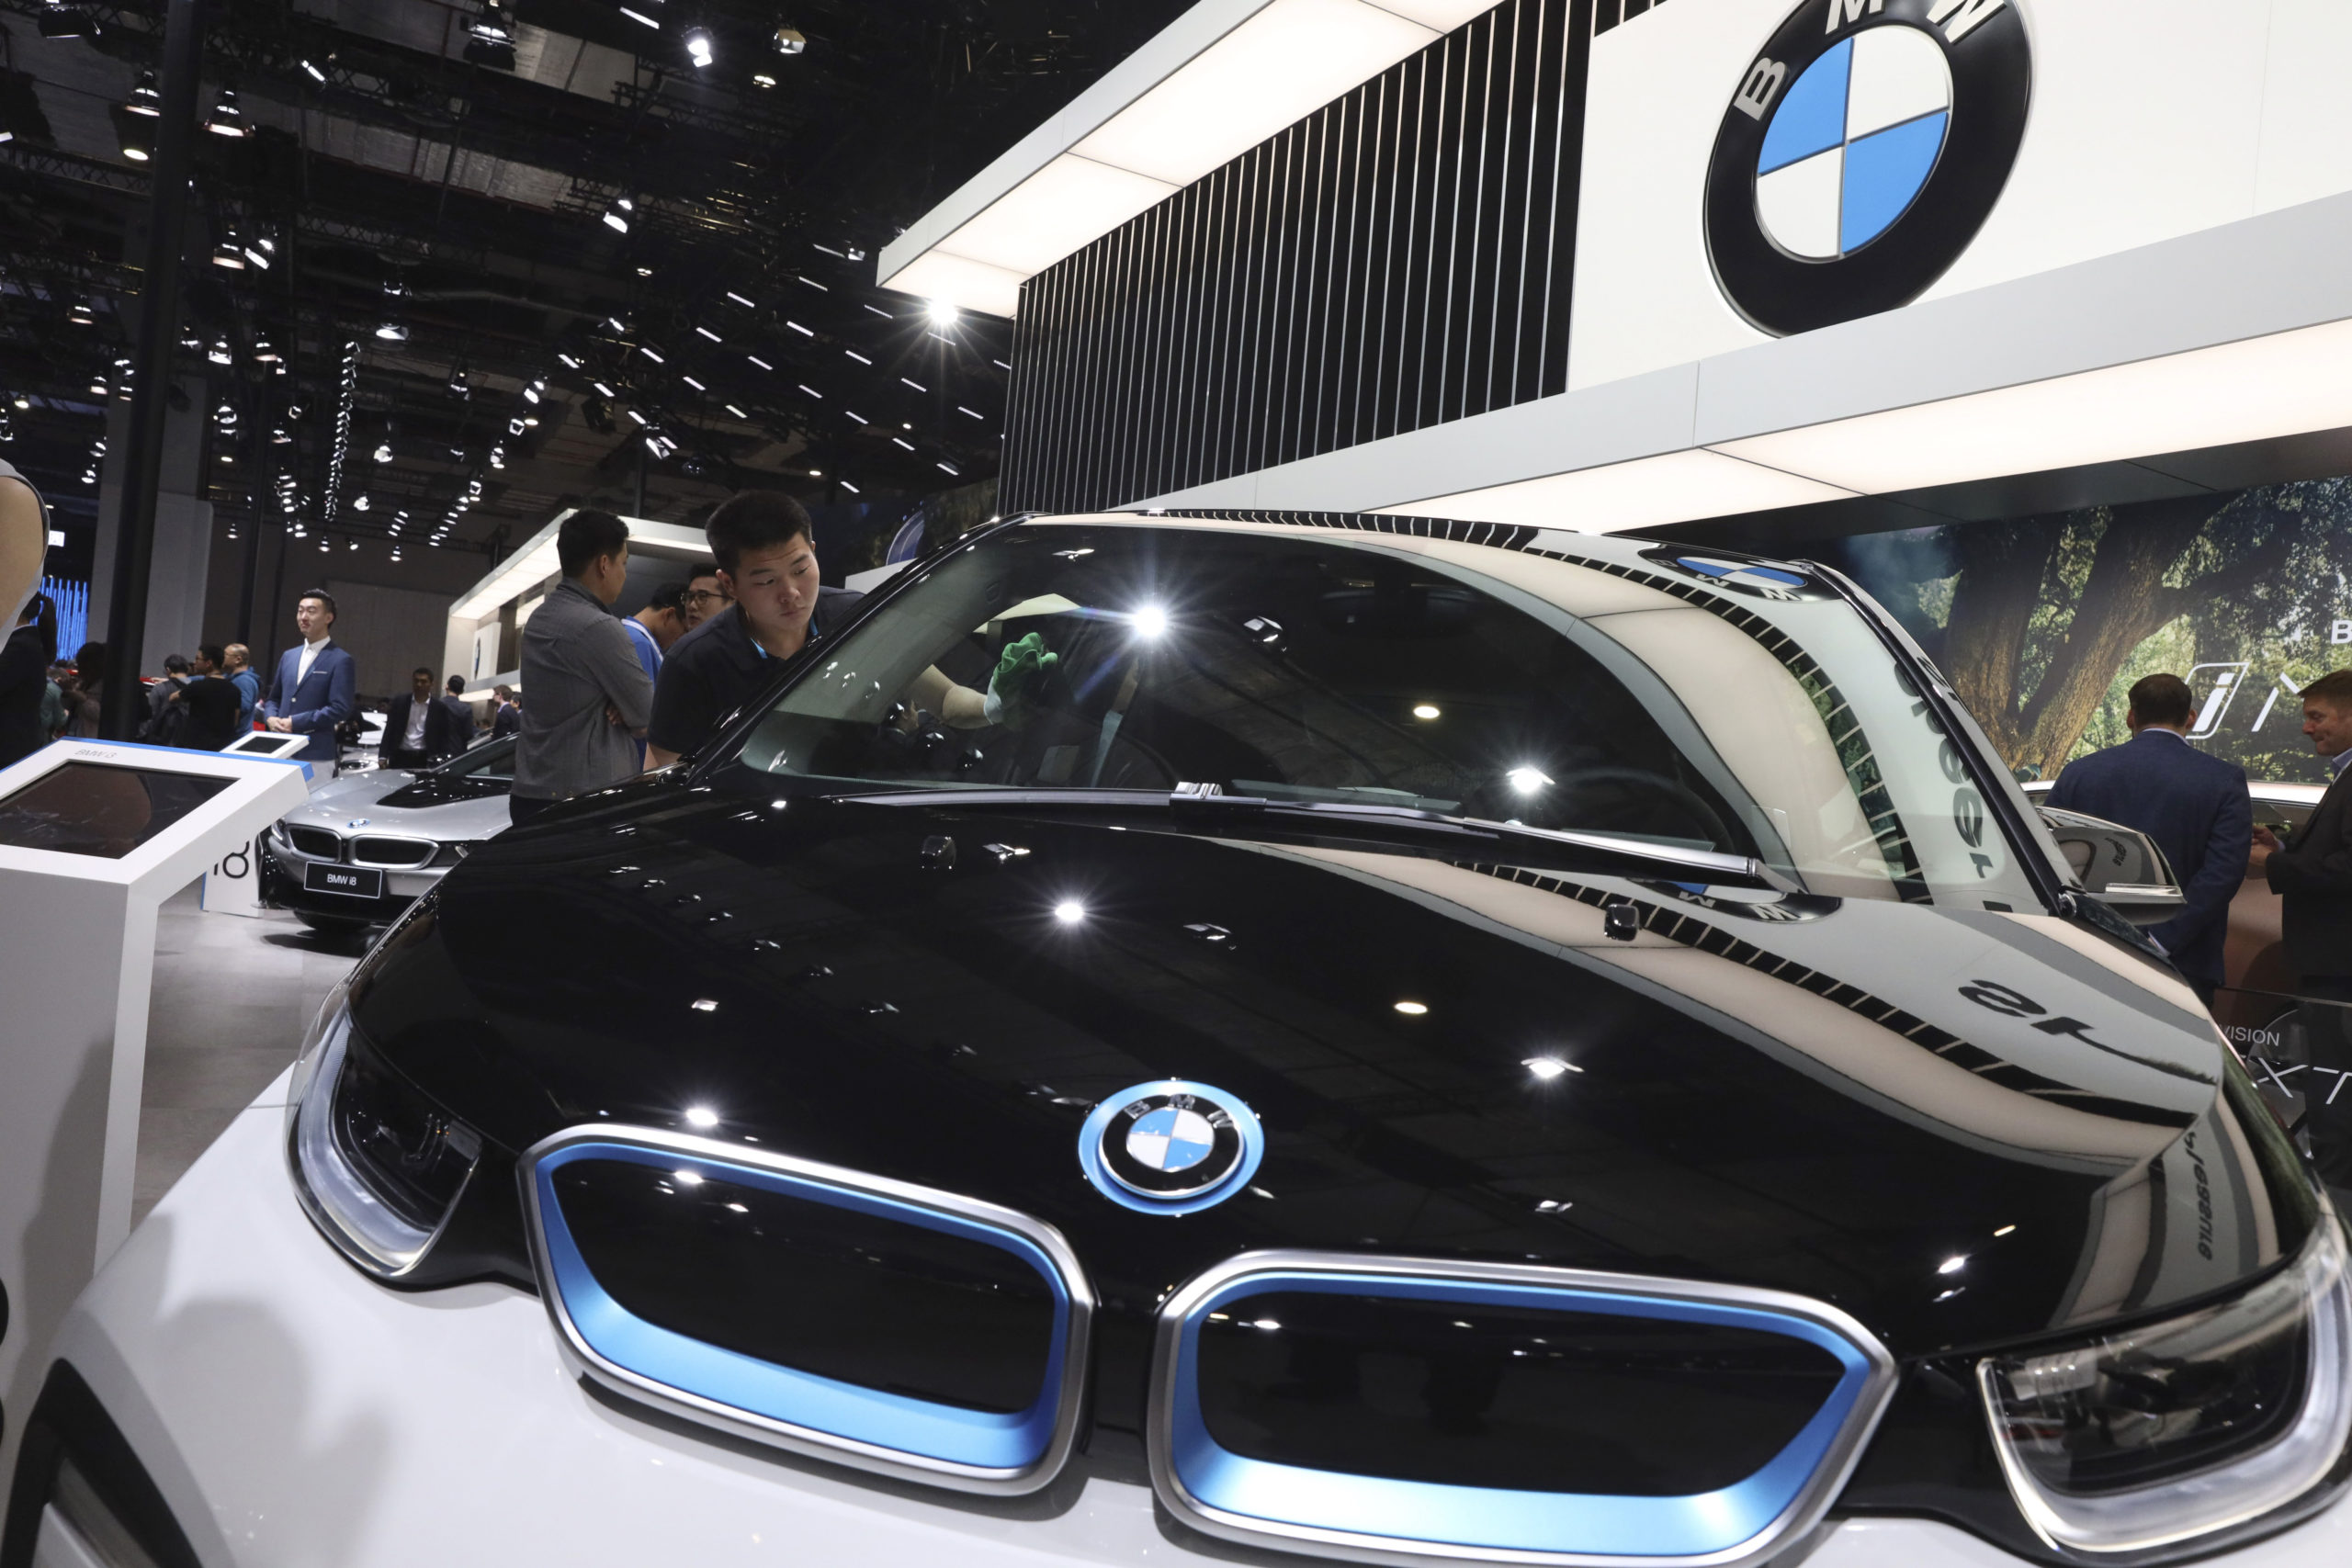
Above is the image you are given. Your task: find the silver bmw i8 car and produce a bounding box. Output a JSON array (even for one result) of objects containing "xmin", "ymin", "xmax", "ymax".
[{"xmin": 257, "ymin": 735, "xmax": 515, "ymax": 931}]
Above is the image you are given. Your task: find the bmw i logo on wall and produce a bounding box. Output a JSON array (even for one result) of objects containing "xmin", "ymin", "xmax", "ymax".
[
  {"xmin": 1704, "ymin": 0, "xmax": 2030, "ymax": 337},
  {"xmin": 1079, "ymin": 1080, "xmax": 1264, "ymax": 1216}
]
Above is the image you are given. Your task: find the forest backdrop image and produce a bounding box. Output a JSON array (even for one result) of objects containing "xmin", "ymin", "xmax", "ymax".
[{"xmin": 1800, "ymin": 479, "xmax": 2352, "ymax": 784}]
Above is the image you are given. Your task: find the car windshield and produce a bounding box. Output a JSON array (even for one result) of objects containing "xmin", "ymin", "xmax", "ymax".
[
  {"xmin": 437, "ymin": 738, "xmax": 515, "ymax": 781},
  {"xmin": 735, "ymin": 520, "xmax": 2042, "ymax": 907}
]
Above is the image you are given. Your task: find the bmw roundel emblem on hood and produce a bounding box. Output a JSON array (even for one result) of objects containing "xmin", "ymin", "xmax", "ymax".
[
  {"xmin": 346, "ymin": 818, "xmax": 370, "ymax": 829},
  {"xmin": 1079, "ymin": 1080, "xmax": 1263, "ymax": 1215},
  {"xmin": 1704, "ymin": 0, "xmax": 2030, "ymax": 336}
]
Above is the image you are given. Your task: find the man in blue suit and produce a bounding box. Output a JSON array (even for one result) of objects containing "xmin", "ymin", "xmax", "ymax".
[
  {"xmin": 263, "ymin": 588, "xmax": 358, "ymax": 777},
  {"xmin": 2049, "ymin": 673, "xmax": 2251, "ymax": 1007}
]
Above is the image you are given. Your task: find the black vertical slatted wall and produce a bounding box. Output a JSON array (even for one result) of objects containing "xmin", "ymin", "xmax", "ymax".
[{"xmin": 1001, "ymin": 0, "xmax": 1598, "ymax": 513}]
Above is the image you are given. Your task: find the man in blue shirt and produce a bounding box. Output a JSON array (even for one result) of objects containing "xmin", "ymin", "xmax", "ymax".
[
  {"xmin": 2049, "ymin": 672, "xmax": 2250, "ymax": 1007},
  {"xmin": 263, "ymin": 590, "xmax": 358, "ymax": 777},
  {"xmin": 620, "ymin": 585, "xmax": 687, "ymax": 764},
  {"xmin": 223, "ymin": 643, "xmax": 261, "ymax": 732}
]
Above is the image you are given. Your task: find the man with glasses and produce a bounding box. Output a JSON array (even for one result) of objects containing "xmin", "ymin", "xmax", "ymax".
[{"xmin": 681, "ymin": 561, "xmax": 729, "ymax": 631}]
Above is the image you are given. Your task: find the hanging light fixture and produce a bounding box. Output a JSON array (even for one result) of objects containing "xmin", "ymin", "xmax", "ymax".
[
  {"xmin": 464, "ymin": 0, "xmax": 518, "ymax": 70},
  {"xmin": 204, "ymin": 87, "xmax": 249, "ymax": 138},
  {"xmin": 39, "ymin": 4, "xmax": 99, "ymax": 40},
  {"xmin": 270, "ymin": 425, "xmax": 291, "ymax": 445},
  {"xmin": 67, "ymin": 300, "xmax": 95, "ymax": 327},
  {"xmin": 253, "ymin": 335, "xmax": 279, "ymax": 363},
  {"xmin": 684, "ymin": 28, "xmax": 715, "ymax": 68},
  {"xmin": 113, "ymin": 107, "xmax": 154, "ymax": 162},
  {"xmin": 125, "ymin": 71, "xmax": 162, "ymax": 117},
  {"xmin": 601, "ymin": 197, "xmax": 634, "ymax": 234},
  {"xmin": 243, "ymin": 234, "xmax": 275, "ymax": 270},
  {"xmin": 773, "ymin": 26, "xmax": 806, "ymax": 54},
  {"xmin": 376, "ymin": 278, "xmax": 409, "ymax": 342},
  {"xmin": 210, "ymin": 234, "xmax": 247, "ymax": 269},
  {"xmin": 372, "ymin": 430, "xmax": 393, "ymax": 463},
  {"xmin": 208, "ymin": 337, "xmax": 233, "ymax": 364}
]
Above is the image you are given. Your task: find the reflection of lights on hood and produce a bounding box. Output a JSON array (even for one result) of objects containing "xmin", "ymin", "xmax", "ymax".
[
  {"xmin": 1131, "ymin": 604, "xmax": 1170, "ymax": 638},
  {"xmin": 673, "ymin": 1169, "xmax": 704, "ymax": 1187},
  {"xmin": 1523, "ymin": 1057, "xmax": 1581, "ymax": 1080},
  {"xmin": 1252, "ymin": 1318, "xmax": 1281, "ymax": 1331},
  {"xmin": 690, "ymin": 998, "xmax": 718, "ymax": 1013},
  {"xmin": 1413, "ymin": 704, "xmax": 1441, "ymax": 719},
  {"xmin": 1508, "ymin": 766, "xmax": 1554, "ymax": 795},
  {"xmin": 1054, "ymin": 900, "xmax": 1087, "ymax": 924},
  {"xmin": 1994, "ymin": 1224, "xmax": 2018, "ymax": 1236},
  {"xmin": 1938, "ymin": 1255, "xmax": 1968, "ymax": 1275},
  {"xmin": 1394, "ymin": 1000, "xmax": 1428, "ymax": 1016},
  {"xmin": 684, "ymin": 1106, "xmax": 718, "ymax": 1129}
]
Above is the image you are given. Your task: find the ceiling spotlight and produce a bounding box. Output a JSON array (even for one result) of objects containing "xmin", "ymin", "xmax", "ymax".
[
  {"xmin": 9, "ymin": 393, "xmax": 27, "ymax": 410},
  {"xmin": 253, "ymin": 336, "xmax": 278, "ymax": 363},
  {"xmin": 125, "ymin": 72, "xmax": 162, "ymax": 117},
  {"xmin": 465, "ymin": 0, "xmax": 518, "ymax": 69},
  {"xmin": 243, "ymin": 236, "xmax": 274, "ymax": 269},
  {"xmin": 353, "ymin": 494, "xmax": 371, "ymax": 512},
  {"xmin": 372, "ymin": 438, "xmax": 393, "ymax": 463},
  {"xmin": 207, "ymin": 337, "xmax": 232, "ymax": 366},
  {"xmin": 601, "ymin": 197, "xmax": 632, "ymax": 234},
  {"xmin": 773, "ymin": 25, "xmax": 806, "ymax": 54},
  {"xmin": 270, "ymin": 426, "xmax": 291, "ymax": 445},
  {"xmin": 204, "ymin": 87, "xmax": 249, "ymax": 138},
  {"xmin": 210, "ymin": 235, "xmax": 246, "ymax": 269},
  {"xmin": 684, "ymin": 28, "xmax": 715, "ymax": 67},
  {"xmin": 88, "ymin": 373, "xmax": 108, "ymax": 397},
  {"xmin": 38, "ymin": 4, "xmax": 99, "ymax": 40},
  {"xmin": 447, "ymin": 364, "xmax": 471, "ymax": 400},
  {"xmin": 300, "ymin": 58, "xmax": 327, "ymax": 83},
  {"xmin": 67, "ymin": 301, "xmax": 94, "ymax": 326},
  {"xmin": 523, "ymin": 377, "xmax": 545, "ymax": 404},
  {"xmin": 557, "ymin": 352, "xmax": 582, "ymax": 369},
  {"xmin": 619, "ymin": 6, "xmax": 659, "ymax": 27},
  {"xmin": 752, "ymin": 72, "xmax": 775, "ymax": 88},
  {"xmin": 112, "ymin": 108, "xmax": 153, "ymax": 161},
  {"xmin": 924, "ymin": 299, "xmax": 960, "ymax": 329},
  {"xmin": 375, "ymin": 320, "xmax": 409, "ymax": 343}
]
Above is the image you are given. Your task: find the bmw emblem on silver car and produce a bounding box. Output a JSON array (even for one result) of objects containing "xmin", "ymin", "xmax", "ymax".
[{"xmin": 1080, "ymin": 1080, "xmax": 1263, "ymax": 1214}]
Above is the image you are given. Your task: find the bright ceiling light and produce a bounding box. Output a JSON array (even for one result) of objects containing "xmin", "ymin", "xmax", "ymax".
[
  {"xmin": 1523, "ymin": 1057, "xmax": 1573, "ymax": 1081},
  {"xmin": 684, "ymin": 28, "xmax": 715, "ymax": 67},
  {"xmin": 125, "ymin": 70, "xmax": 162, "ymax": 116},
  {"xmin": 1393, "ymin": 1000, "xmax": 1429, "ymax": 1016},
  {"xmin": 204, "ymin": 86, "xmax": 249, "ymax": 137},
  {"xmin": 772, "ymin": 26, "xmax": 806, "ymax": 54},
  {"xmin": 1130, "ymin": 604, "xmax": 1170, "ymax": 638},
  {"xmin": 1412, "ymin": 704, "xmax": 1441, "ymax": 719},
  {"xmin": 1053, "ymin": 900, "xmax": 1087, "ymax": 924},
  {"xmin": 924, "ymin": 299, "xmax": 960, "ymax": 329},
  {"xmin": 1508, "ymin": 767, "xmax": 1554, "ymax": 795},
  {"xmin": 684, "ymin": 1106, "xmax": 718, "ymax": 1128}
]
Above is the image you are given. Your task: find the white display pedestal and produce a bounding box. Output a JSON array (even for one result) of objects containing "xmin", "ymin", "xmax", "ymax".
[
  {"xmin": 199, "ymin": 733, "xmax": 311, "ymax": 918},
  {"xmin": 0, "ymin": 738, "xmax": 311, "ymax": 1500}
]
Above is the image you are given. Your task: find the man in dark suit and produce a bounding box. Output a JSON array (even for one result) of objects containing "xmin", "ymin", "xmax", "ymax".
[
  {"xmin": 383, "ymin": 667, "xmax": 460, "ymax": 771},
  {"xmin": 490, "ymin": 683, "xmax": 520, "ymax": 739},
  {"xmin": 441, "ymin": 674, "xmax": 476, "ymax": 751},
  {"xmin": 2050, "ymin": 673, "xmax": 2251, "ymax": 1007},
  {"xmin": 263, "ymin": 588, "xmax": 358, "ymax": 777},
  {"xmin": 2254, "ymin": 668, "xmax": 2352, "ymax": 1192}
]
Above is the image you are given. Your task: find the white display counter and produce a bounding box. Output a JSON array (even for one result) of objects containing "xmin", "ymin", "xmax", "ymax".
[{"xmin": 0, "ymin": 738, "xmax": 311, "ymax": 1498}]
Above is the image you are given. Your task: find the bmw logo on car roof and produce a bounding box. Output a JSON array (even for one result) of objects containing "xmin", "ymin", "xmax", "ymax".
[
  {"xmin": 1079, "ymin": 1080, "xmax": 1264, "ymax": 1216},
  {"xmin": 1704, "ymin": 0, "xmax": 2031, "ymax": 337}
]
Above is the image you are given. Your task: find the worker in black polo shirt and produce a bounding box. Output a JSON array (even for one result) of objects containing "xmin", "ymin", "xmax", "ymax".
[{"xmin": 646, "ymin": 493, "xmax": 865, "ymax": 769}]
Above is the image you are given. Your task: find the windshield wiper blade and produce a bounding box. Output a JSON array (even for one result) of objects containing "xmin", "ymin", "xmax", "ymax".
[{"xmin": 839, "ymin": 786, "xmax": 1792, "ymax": 890}]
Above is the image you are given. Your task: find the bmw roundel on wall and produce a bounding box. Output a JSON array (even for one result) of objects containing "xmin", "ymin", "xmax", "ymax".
[{"xmin": 1705, "ymin": 0, "xmax": 2030, "ymax": 337}]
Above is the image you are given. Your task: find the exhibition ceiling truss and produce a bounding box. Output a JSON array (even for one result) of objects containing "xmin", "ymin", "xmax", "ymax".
[{"xmin": 0, "ymin": 0, "xmax": 1190, "ymax": 558}]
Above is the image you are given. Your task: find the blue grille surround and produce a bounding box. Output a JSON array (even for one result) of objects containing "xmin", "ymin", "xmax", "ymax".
[
  {"xmin": 1149, "ymin": 1251, "xmax": 1898, "ymax": 1567},
  {"xmin": 522, "ymin": 1125, "xmax": 1094, "ymax": 1495}
]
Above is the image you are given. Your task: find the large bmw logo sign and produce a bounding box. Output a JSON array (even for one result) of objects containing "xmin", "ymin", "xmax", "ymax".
[
  {"xmin": 1079, "ymin": 1080, "xmax": 1264, "ymax": 1216},
  {"xmin": 1705, "ymin": 0, "xmax": 2030, "ymax": 336}
]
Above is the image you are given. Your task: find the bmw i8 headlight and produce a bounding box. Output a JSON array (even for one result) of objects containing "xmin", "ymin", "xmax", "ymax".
[
  {"xmin": 1978, "ymin": 1213, "xmax": 2352, "ymax": 1557},
  {"xmin": 284, "ymin": 907, "xmax": 482, "ymax": 1279}
]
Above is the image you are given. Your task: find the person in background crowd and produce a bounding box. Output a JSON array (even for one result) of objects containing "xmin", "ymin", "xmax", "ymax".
[
  {"xmin": 170, "ymin": 645, "xmax": 243, "ymax": 751},
  {"xmin": 511, "ymin": 509, "xmax": 652, "ymax": 821},
  {"xmin": 384, "ymin": 666, "xmax": 460, "ymax": 771},
  {"xmin": 62, "ymin": 641, "xmax": 102, "ymax": 737},
  {"xmin": 141, "ymin": 652, "xmax": 192, "ymax": 742},
  {"xmin": 264, "ymin": 589, "xmax": 358, "ymax": 778},
  {"xmin": 40, "ymin": 662, "xmax": 67, "ymax": 742},
  {"xmin": 621, "ymin": 582, "xmax": 690, "ymax": 766},
  {"xmin": 491, "ymin": 682, "xmax": 520, "ymax": 739},
  {"xmin": 2047, "ymin": 673, "xmax": 2250, "ymax": 1008},
  {"xmin": 2253, "ymin": 668, "xmax": 2352, "ymax": 1198},
  {"xmin": 442, "ymin": 673, "xmax": 475, "ymax": 747},
  {"xmin": 223, "ymin": 643, "xmax": 260, "ymax": 730},
  {"xmin": 681, "ymin": 560, "xmax": 729, "ymax": 631},
  {"xmin": 137, "ymin": 653, "xmax": 194, "ymax": 744},
  {"xmin": 647, "ymin": 495, "xmax": 861, "ymax": 771},
  {"xmin": 0, "ymin": 590, "xmax": 58, "ymax": 767}
]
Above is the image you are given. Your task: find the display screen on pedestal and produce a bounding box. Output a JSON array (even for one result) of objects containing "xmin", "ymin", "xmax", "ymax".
[{"xmin": 0, "ymin": 761, "xmax": 233, "ymax": 858}]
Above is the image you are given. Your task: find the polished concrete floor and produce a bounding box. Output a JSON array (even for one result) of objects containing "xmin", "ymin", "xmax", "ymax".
[{"xmin": 135, "ymin": 881, "xmax": 367, "ymax": 1225}]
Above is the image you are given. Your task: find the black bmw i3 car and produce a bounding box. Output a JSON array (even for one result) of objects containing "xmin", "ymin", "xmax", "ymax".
[{"xmin": 19, "ymin": 512, "xmax": 2349, "ymax": 1568}]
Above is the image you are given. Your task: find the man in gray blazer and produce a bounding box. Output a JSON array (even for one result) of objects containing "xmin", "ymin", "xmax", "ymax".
[{"xmin": 510, "ymin": 509, "xmax": 652, "ymax": 822}]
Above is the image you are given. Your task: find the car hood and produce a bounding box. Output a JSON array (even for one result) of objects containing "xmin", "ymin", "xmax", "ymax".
[
  {"xmin": 286, "ymin": 769, "xmax": 513, "ymax": 841},
  {"xmin": 359, "ymin": 781, "xmax": 2311, "ymax": 1376}
]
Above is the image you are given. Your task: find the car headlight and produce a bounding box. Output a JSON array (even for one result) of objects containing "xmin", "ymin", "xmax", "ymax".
[
  {"xmin": 1978, "ymin": 1212, "xmax": 2352, "ymax": 1557},
  {"xmin": 284, "ymin": 905, "xmax": 482, "ymax": 1279}
]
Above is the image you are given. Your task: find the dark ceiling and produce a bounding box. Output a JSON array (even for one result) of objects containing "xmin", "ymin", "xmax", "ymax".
[{"xmin": 0, "ymin": 0, "xmax": 1189, "ymax": 571}]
